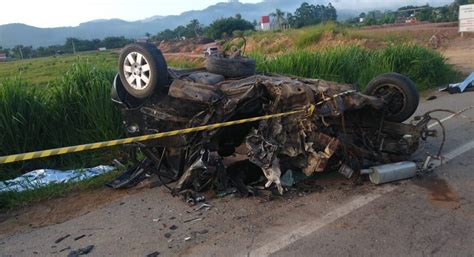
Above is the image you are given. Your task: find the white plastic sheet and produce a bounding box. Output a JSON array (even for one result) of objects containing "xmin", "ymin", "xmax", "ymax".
[
  {"xmin": 448, "ymin": 72, "xmax": 474, "ymax": 93},
  {"xmin": 0, "ymin": 165, "xmax": 115, "ymax": 193}
]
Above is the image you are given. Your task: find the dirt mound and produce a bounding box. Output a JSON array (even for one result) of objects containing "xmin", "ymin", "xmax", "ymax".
[{"xmin": 158, "ymin": 37, "xmax": 216, "ymax": 54}]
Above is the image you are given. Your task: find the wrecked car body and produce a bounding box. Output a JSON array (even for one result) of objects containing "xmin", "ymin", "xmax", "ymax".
[{"xmin": 109, "ymin": 43, "xmax": 437, "ymax": 198}]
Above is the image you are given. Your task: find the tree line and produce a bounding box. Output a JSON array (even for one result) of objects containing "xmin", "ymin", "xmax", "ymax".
[
  {"xmin": 152, "ymin": 14, "xmax": 255, "ymax": 41},
  {"xmin": 0, "ymin": 36, "xmax": 133, "ymax": 59},
  {"xmin": 153, "ymin": 2, "xmax": 338, "ymax": 41},
  {"xmin": 347, "ymin": 0, "xmax": 474, "ymax": 25}
]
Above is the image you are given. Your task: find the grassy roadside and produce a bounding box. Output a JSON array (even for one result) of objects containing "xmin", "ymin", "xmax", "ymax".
[
  {"xmin": 0, "ymin": 51, "xmax": 118, "ymax": 86},
  {"xmin": 0, "ymin": 170, "xmax": 121, "ymax": 211},
  {"xmin": 0, "ymin": 63, "xmax": 123, "ymax": 180}
]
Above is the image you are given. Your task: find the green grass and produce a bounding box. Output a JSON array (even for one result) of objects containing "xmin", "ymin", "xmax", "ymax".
[
  {"xmin": 295, "ymin": 22, "xmax": 346, "ymax": 49},
  {"xmin": 166, "ymin": 57, "xmax": 204, "ymax": 69},
  {"xmin": 0, "ymin": 51, "xmax": 118, "ymax": 85},
  {"xmin": 252, "ymin": 44, "xmax": 460, "ymax": 90},
  {"xmin": 0, "ymin": 62, "xmax": 123, "ymax": 180}
]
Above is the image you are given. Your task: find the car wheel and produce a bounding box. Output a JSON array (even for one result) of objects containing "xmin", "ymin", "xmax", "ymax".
[
  {"xmin": 118, "ymin": 43, "xmax": 169, "ymax": 99},
  {"xmin": 206, "ymin": 56, "xmax": 256, "ymax": 78},
  {"xmin": 364, "ymin": 73, "xmax": 419, "ymax": 122}
]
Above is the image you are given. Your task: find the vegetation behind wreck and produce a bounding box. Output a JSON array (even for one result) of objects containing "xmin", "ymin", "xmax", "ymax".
[{"xmin": 253, "ymin": 44, "xmax": 459, "ymax": 90}]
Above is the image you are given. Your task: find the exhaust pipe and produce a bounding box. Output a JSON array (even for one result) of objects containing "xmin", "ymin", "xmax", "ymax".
[{"xmin": 360, "ymin": 161, "xmax": 417, "ymax": 185}]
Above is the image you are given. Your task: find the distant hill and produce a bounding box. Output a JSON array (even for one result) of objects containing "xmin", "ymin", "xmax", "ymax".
[{"xmin": 0, "ymin": 0, "xmax": 452, "ymax": 48}]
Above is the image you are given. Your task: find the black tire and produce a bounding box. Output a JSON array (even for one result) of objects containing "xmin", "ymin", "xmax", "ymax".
[
  {"xmin": 364, "ymin": 73, "xmax": 419, "ymax": 122},
  {"xmin": 206, "ymin": 56, "xmax": 256, "ymax": 78},
  {"xmin": 118, "ymin": 43, "xmax": 169, "ymax": 99}
]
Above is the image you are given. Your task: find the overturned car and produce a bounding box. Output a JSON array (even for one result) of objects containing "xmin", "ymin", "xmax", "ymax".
[{"xmin": 109, "ymin": 43, "xmax": 436, "ymax": 197}]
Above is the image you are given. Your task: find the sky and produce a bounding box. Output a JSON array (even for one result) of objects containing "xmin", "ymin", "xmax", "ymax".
[
  {"xmin": 0, "ymin": 0, "xmax": 454, "ymax": 28},
  {"xmin": 0, "ymin": 0, "xmax": 261, "ymax": 28}
]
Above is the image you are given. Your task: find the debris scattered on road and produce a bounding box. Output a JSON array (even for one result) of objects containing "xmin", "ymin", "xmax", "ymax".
[
  {"xmin": 146, "ymin": 251, "xmax": 160, "ymax": 257},
  {"xmin": 281, "ymin": 169, "xmax": 313, "ymax": 187},
  {"xmin": 54, "ymin": 234, "xmax": 71, "ymax": 244},
  {"xmin": 59, "ymin": 246, "xmax": 71, "ymax": 252},
  {"xmin": 164, "ymin": 233, "xmax": 172, "ymax": 238},
  {"xmin": 73, "ymin": 235, "xmax": 86, "ymax": 241},
  {"xmin": 169, "ymin": 225, "xmax": 178, "ymax": 230},
  {"xmin": 66, "ymin": 245, "xmax": 94, "ymax": 257},
  {"xmin": 426, "ymin": 95, "xmax": 437, "ymax": 101},
  {"xmin": 186, "ymin": 195, "xmax": 206, "ymax": 206},
  {"xmin": 153, "ymin": 218, "xmax": 160, "ymax": 222},
  {"xmin": 194, "ymin": 203, "xmax": 212, "ymax": 211},
  {"xmin": 184, "ymin": 236, "xmax": 192, "ymax": 241},
  {"xmin": 0, "ymin": 165, "xmax": 115, "ymax": 193},
  {"xmin": 183, "ymin": 217, "xmax": 203, "ymax": 223}
]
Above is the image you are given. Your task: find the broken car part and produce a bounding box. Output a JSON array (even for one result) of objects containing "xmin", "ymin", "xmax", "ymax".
[
  {"xmin": 360, "ymin": 161, "xmax": 417, "ymax": 184},
  {"xmin": 110, "ymin": 42, "xmax": 438, "ymax": 198}
]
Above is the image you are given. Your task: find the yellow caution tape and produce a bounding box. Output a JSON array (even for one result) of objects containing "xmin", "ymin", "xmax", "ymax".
[{"xmin": 0, "ymin": 105, "xmax": 315, "ymax": 164}]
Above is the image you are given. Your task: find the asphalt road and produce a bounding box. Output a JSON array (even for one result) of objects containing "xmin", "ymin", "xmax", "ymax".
[{"xmin": 1, "ymin": 90, "xmax": 473, "ymax": 257}]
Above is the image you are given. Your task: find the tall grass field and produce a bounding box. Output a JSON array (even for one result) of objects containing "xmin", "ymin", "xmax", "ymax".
[
  {"xmin": 0, "ymin": 63, "xmax": 123, "ymax": 179},
  {"xmin": 252, "ymin": 44, "xmax": 459, "ymax": 90}
]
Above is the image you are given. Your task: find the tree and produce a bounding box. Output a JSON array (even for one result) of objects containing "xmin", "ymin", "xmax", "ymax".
[
  {"xmin": 289, "ymin": 2, "xmax": 338, "ymax": 28},
  {"xmin": 270, "ymin": 9, "xmax": 286, "ymax": 29},
  {"xmin": 325, "ymin": 3, "xmax": 337, "ymax": 21},
  {"xmin": 189, "ymin": 19, "xmax": 201, "ymax": 37},
  {"xmin": 154, "ymin": 29, "xmax": 176, "ymax": 41},
  {"xmin": 174, "ymin": 25, "xmax": 187, "ymax": 39},
  {"xmin": 13, "ymin": 45, "xmax": 24, "ymax": 59},
  {"xmin": 417, "ymin": 7, "xmax": 433, "ymax": 21},
  {"xmin": 205, "ymin": 16, "xmax": 255, "ymax": 39}
]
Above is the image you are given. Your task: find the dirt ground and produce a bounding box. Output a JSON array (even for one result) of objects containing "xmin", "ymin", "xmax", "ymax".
[
  {"xmin": 440, "ymin": 37, "xmax": 474, "ymax": 74},
  {"xmin": 0, "ymin": 187, "xmax": 141, "ymax": 237},
  {"xmin": 362, "ymin": 22, "xmax": 474, "ymax": 74},
  {"xmin": 0, "ymin": 172, "xmax": 357, "ymax": 239}
]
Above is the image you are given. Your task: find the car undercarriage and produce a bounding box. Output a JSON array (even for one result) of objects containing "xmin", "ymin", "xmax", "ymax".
[{"xmin": 108, "ymin": 43, "xmax": 439, "ymax": 201}]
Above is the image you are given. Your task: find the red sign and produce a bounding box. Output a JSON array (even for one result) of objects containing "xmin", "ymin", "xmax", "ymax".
[{"xmin": 261, "ymin": 16, "xmax": 270, "ymax": 24}]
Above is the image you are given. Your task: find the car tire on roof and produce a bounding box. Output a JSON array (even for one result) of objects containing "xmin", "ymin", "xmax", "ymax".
[
  {"xmin": 118, "ymin": 43, "xmax": 169, "ymax": 99},
  {"xmin": 365, "ymin": 72, "xmax": 419, "ymax": 122},
  {"xmin": 206, "ymin": 56, "xmax": 256, "ymax": 78}
]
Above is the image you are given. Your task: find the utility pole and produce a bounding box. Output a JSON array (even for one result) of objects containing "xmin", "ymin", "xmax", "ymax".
[
  {"xmin": 72, "ymin": 40, "xmax": 76, "ymax": 55},
  {"xmin": 18, "ymin": 46, "xmax": 24, "ymax": 60}
]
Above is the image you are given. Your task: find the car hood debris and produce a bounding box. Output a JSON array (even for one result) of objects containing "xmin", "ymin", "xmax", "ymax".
[{"xmin": 110, "ymin": 70, "xmax": 439, "ymax": 200}]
